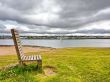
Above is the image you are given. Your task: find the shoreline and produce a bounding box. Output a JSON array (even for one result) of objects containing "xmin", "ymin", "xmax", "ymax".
[
  {"xmin": 0, "ymin": 45, "xmax": 55, "ymax": 56},
  {"xmin": 0, "ymin": 45, "xmax": 54, "ymax": 48},
  {"xmin": 0, "ymin": 45, "xmax": 110, "ymax": 56}
]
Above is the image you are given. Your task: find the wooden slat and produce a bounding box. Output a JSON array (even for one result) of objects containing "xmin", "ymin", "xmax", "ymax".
[
  {"xmin": 19, "ymin": 50, "xmax": 23, "ymax": 55},
  {"xmin": 33, "ymin": 55, "xmax": 36, "ymax": 60},
  {"xmin": 23, "ymin": 56, "xmax": 26, "ymax": 60},
  {"xmin": 39, "ymin": 55, "xmax": 42, "ymax": 60},
  {"xmin": 16, "ymin": 39, "xmax": 20, "ymax": 42},
  {"xmin": 15, "ymin": 35, "xmax": 20, "ymax": 38},
  {"xmin": 19, "ymin": 52, "xmax": 23, "ymax": 56},
  {"xmin": 28, "ymin": 56, "xmax": 30, "ymax": 60},
  {"xmin": 21, "ymin": 55, "xmax": 25, "ymax": 60},
  {"xmin": 37, "ymin": 55, "xmax": 40, "ymax": 60},
  {"xmin": 18, "ymin": 47, "xmax": 22, "ymax": 51},
  {"xmin": 36, "ymin": 55, "xmax": 38, "ymax": 60},
  {"xmin": 16, "ymin": 39, "xmax": 21, "ymax": 43},
  {"xmin": 17, "ymin": 44, "xmax": 22, "ymax": 48},
  {"xmin": 25, "ymin": 56, "xmax": 28, "ymax": 60},
  {"xmin": 16, "ymin": 39, "xmax": 20, "ymax": 41},
  {"xmin": 27, "ymin": 56, "xmax": 29, "ymax": 60},
  {"xmin": 18, "ymin": 44, "xmax": 22, "ymax": 48},
  {"xmin": 29, "ymin": 56, "xmax": 31, "ymax": 60},
  {"xmin": 15, "ymin": 33, "xmax": 18, "ymax": 36},
  {"xmin": 15, "ymin": 33, "xmax": 19, "ymax": 36},
  {"xmin": 17, "ymin": 44, "xmax": 21, "ymax": 46},
  {"xmin": 31, "ymin": 55, "xmax": 34, "ymax": 60}
]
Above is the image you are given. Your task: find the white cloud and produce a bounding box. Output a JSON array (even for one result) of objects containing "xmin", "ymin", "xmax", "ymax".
[
  {"xmin": 5, "ymin": 24, "xmax": 30, "ymax": 31},
  {"xmin": 79, "ymin": 20, "xmax": 110, "ymax": 30},
  {"xmin": 3, "ymin": 20, "xmax": 30, "ymax": 31},
  {"xmin": 41, "ymin": 0, "xmax": 61, "ymax": 13},
  {"xmin": 95, "ymin": 8, "xmax": 110, "ymax": 16},
  {"xmin": 1, "ymin": 20, "xmax": 30, "ymax": 31},
  {"xmin": 46, "ymin": 20, "xmax": 110, "ymax": 33},
  {"xmin": 23, "ymin": 0, "xmax": 61, "ymax": 24},
  {"xmin": 24, "ymin": 12, "xmax": 59, "ymax": 24}
]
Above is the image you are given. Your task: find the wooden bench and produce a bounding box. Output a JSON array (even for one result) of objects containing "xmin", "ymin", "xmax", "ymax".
[{"xmin": 11, "ymin": 29, "xmax": 42, "ymax": 69}]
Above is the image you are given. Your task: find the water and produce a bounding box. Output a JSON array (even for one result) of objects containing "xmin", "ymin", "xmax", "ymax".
[{"xmin": 0, "ymin": 39, "xmax": 110, "ymax": 48}]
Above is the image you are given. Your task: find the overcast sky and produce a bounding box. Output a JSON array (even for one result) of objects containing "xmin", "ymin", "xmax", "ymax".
[{"xmin": 0, "ymin": 0, "xmax": 110, "ymax": 34}]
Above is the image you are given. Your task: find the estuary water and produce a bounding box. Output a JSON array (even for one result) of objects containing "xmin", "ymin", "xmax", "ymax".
[{"xmin": 0, "ymin": 39, "xmax": 110, "ymax": 48}]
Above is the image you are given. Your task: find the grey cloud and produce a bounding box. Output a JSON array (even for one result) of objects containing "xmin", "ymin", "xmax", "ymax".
[
  {"xmin": 0, "ymin": 0, "xmax": 110, "ymax": 33},
  {"xmin": 55, "ymin": 0, "xmax": 110, "ymax": 28},
  {"xmin": 0, "ymin": 24, "xmax": 6, "ymax": 30},
  {"xmin": 0, "ymin": 0, "xmax": 42, "ymax": 25},
  {"xmin": 0, "ymin": 0, "xmax": 40, "ymax": 11}
]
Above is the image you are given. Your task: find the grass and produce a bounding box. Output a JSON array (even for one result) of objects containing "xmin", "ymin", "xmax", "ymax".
[{"xmin": 0, "ymin": 48, "xmax": 110, "ymax": 82}]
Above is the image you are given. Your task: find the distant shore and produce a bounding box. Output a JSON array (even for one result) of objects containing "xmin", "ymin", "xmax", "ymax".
[{"xmin": 0, "ymin": 35, "xmax": 110, "ymax": 39}]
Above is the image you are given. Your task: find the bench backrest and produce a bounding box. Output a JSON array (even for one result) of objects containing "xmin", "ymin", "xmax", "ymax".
[{"xmin": 11, "ymin": 29, "xmax": 24, "ymax": 61}]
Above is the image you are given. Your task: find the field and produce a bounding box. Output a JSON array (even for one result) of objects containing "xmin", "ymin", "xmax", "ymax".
[{"xmin": 0, "ymin": 47, "xmax": 110, "ymax": 82}]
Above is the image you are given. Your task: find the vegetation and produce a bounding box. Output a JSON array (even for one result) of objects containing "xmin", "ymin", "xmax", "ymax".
[
  {"xmin": 0, "ymin": 35, "xmax": 110, "ymax": 39},
  {"xmin": 0, "ymin": 48, "xmax": 110, "ymax": 82}
]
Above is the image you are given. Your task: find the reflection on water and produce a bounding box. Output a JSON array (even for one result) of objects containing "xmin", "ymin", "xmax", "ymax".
[{"xmin": 0, "ymin": 39, "xmax": 110, "ymax": 48}]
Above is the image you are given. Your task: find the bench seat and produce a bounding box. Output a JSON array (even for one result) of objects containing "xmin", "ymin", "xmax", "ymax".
[{"xmin": 21, "ymin": 55, "xmax": 42, "ymax": 61}]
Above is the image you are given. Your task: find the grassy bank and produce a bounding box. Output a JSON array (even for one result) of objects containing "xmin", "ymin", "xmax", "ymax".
[{"xmin": 0, "ymin": 48, "xmax": 110, "ymax": 82}]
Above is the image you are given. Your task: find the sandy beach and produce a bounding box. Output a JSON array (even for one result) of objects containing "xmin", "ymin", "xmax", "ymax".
[{"xmin": 0, "ymin": 46, "xmax": 54, "ymax": 56}]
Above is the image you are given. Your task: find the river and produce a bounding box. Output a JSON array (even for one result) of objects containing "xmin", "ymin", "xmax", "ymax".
[{"xmin": 0, "ymin": 39, "xmax": 110, "ymax": 48}]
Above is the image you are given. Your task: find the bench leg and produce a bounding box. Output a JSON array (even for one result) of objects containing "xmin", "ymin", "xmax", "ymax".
[
  {"xmin": 37, "ymin": 60, "xmax": 42, "ymax": 70},
  {"xmin": 18, "ymin": 61, "xmax": 26, "ymax": 67}
]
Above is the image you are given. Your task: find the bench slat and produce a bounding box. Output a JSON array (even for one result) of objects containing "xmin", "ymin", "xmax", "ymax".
[
  {"xmin": 23, "ymin": 56, "xmax": 26, "ymax": 60},
  {"xmin": 37, "ymin": 55, "xmax": 40, "ymax": 60},
  {"xmin": 38, "ymin": 55, "xmax": 41, "ymax": 60},
  {"xmin": 22, "ymin": 55, "xmax": 43, "ymax": 61},
  {"xmin": 33, "ymin": 55, "xmax": 36, "ymax": 60},
  {"xmin": 31, "ymin": 55, "xmax": 33, "ymax": 60},
  {"xmin": 26, "ymin": 56, "xmax": 28, "ymax": 60},
  {"xmin": 29, "ymin": 56, "xmax": 31, "ymax": 60}
]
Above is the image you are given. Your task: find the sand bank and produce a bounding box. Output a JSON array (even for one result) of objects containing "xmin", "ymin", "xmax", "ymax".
[{"xmin": 0, "ymin": 45, "xmax": 54, "ymax": 55}]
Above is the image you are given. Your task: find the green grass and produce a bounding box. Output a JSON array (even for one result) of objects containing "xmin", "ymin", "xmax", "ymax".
[{"xmin": 0, "ymin": 48, "xmax": 110, "ymax": 82}]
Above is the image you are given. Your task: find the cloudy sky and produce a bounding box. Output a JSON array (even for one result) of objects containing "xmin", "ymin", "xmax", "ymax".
[{"xmin": 0, "ymin": 0, "xmax": 110, "ymax": 35}]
